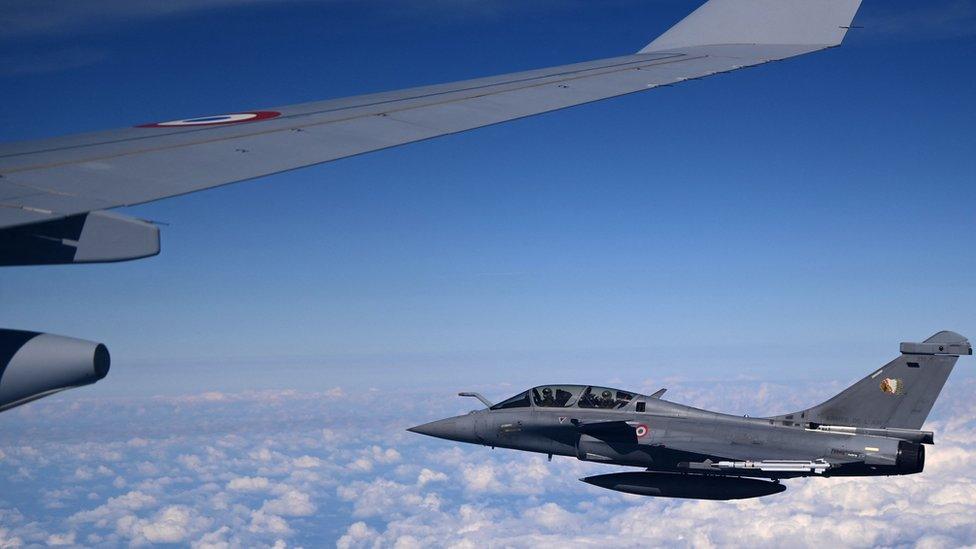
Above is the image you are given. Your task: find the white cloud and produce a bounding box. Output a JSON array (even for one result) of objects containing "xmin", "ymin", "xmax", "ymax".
[
  {"xmin": 460, "ymin": 463, "xmax": 497, "ymax": 492},
  {"xmin": 460, "ymin": 458, "xmax": 549, "ymax": 495},
  {"xmin": 70, "ymin": 490, "xmax": 157, "ymax": 526},
  {"xmin": 72, "ymin": 467, "xmax": 94, "ymax": 481},
  {"xmin": 322, "ymin": 429, "xmax": 341, "ymax": 444},
  {"xmin": 261, "ymin": 490, "xmax": 316, "ymax": 517},
  {"xmin": 250, "ymin": 448, "xmax": 275, "ymax": 462},
  {"xmin": 337, "ymin": 477, "xmax": 442, "ymax": 519},
  {"xmin": 292, "ymin": 456, "xmax": 322, "ymax": 469},
  {"xmin": 345, "ymin": 446, "xmax": 403, "ymax": 473},
  {"xmin": 117, "ymin": 505, "xmax": 211, "ymax": 545},
  {"xmin": 0, "ymin": 527, "xmax": 24, "ymax": 548},
  {"xmin": 227, "ymin": 476, "xmax": 273, "ymax": 492},
  {"xmin": 417, "ymin": 468, "xmax": 448, "ymax": 486},
  {"xmin": 45, "ymin": 531, "xmax": 75, "ymax": 546},
  {"xmin": 248, "ymin": 511, "xmax": 292, "ymax": 535},
  {"xmin": 524, "ymin": 503, "xmax": 576, "ymax": 531},
  {"xmin": 193, "ymin": 525, "xmax": 232, "ymax": 549},
  {"xmin": 337, "ymin": 521, "xmax": 380, "ymax": 549},
  {"xmin": 370, "ymin": 446, "xmax": 402, "ymax": 464},
  {"xmin": 178, "ymin": 454, "xmax": 205, "ymax": 472},
  {"xmin": 347, "ymin": 458, "xmax": 373, "ymax": 472},
  {"xmin": 4, "ymin": 380, "xmax": 976, "ymax": 547}
]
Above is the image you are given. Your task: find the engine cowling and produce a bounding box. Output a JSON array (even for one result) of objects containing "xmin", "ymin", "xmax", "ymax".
[{"xmin": 0, "ymin": 329, "xmax": 110, "ymax": 412}]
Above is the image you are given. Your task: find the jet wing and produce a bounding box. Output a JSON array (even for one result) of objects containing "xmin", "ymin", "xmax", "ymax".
[{"xmin": 0, "ymin": 0, "xmax": 863, "ymax": 258}]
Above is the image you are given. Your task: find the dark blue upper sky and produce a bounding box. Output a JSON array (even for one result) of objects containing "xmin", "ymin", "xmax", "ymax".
[{"xmin": 1, "ymin": 0, "xmax": 974, "ymax": 391}]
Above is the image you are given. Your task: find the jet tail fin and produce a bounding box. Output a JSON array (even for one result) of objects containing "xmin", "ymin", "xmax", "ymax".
[
  {"xmin": 641, "ymin": 0, "xmax": 863, "ymax": 53},
  {"xmin": 773, "ymin": 332, "xmax": 971, "ymax": 431}
]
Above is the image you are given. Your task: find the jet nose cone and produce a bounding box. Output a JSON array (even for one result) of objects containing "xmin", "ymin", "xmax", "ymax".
[
  {"xmin": 408, "ymin": 415, "xmax": 480, "ymax": 444},
  {"xmin": 408, "ymin": 418, "xmax": 461, "ymax": 440}
]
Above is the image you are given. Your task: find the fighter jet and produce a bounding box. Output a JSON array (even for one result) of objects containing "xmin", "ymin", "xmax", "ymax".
[{"xmin": 409, "ymin": 332, "xmax": 972, "ymax": 500}]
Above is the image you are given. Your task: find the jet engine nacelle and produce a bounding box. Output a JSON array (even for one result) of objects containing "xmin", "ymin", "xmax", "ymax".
[{"xmin": 0, "ymin": 329, "xmax": 110, "ymax": 412}]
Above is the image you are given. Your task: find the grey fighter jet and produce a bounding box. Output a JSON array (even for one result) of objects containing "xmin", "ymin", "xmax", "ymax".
[{"xmin": 409, "ymin": 332, "xmax": 972, "ymax": 500}]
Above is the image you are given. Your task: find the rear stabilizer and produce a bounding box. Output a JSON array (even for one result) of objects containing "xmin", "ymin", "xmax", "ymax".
[{"xmin": 773, "ymin": 332, "xmax": 971, "ymax": 431}]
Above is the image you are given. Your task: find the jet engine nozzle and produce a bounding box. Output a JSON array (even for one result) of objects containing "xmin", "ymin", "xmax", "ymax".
[
  {"xmin": 0, "ymin": 329, "xmax": 111, "ymax": 412},
  {"xmin": 896, "ymin": 441, "xmax": 925, "ymax": 475}
]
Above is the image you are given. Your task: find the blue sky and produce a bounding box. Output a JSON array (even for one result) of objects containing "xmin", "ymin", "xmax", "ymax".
[
  {"xmin": 1, "ymin": 0, "xmax": 975, "ymax": 388},
  {"xmin": 2, "ymin": 1, "xmax": 976, "ymax": 545}
]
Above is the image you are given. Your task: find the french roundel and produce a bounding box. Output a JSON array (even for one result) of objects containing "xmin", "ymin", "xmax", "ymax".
[
  {"xmin": 138, "ymin": 111, "xmax": 281, "ymax": 128},
  {"xmin": 634, "ymin": 424, "xmax": 649, "ymax": 438}
]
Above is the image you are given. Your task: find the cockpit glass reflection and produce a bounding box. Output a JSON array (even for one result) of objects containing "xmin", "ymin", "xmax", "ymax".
[
  {"xmin": 490, "ymin": 391, "xmax": 531, "ymax": 410},
  {"xmin": 577, "ymin": 386, "xmax": 635, "ymax": 409},
  {"xmin": 494, "ymin": 386, "xmax": 636, "ymax": 410},
  {"xmin": 532, "ymin": 386, "xmax": 579, "ymax": 407}
]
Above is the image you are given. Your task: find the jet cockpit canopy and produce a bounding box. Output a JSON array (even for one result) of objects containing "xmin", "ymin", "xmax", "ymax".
[{"xmin": 489, "ymin": 385, "xmax": 636, "ymax": 411}]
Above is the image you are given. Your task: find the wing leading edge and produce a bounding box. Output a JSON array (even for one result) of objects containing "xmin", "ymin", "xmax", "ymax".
[{"xmin": 0, "ymin": 0, "xmax": 863, "ymax": 262}]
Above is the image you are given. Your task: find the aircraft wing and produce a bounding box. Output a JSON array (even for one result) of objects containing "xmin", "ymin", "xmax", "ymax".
[{"xmin": 0, "ymin": 0, "xmax": 863, "ymax": 265}]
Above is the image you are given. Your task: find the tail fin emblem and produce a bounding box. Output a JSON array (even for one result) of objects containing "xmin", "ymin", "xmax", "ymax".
[{"xmin": 880, "ymin": 378, "xmax": 905, "ymax": 395}]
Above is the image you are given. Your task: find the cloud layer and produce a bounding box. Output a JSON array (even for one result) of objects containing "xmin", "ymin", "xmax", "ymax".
[{"xmin": 1, "ymin": 378, "xmax": 975, "ymax": 547}]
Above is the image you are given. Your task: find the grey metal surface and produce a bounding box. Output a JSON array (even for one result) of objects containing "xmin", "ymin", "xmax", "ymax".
[
  {"xmin": 0, "ymin": 330, "xmax": 110, "ymax": 412},
  {"xmin": 0, "ymin": 210, "xmax": 159, "ymax": 266},
  {"xmin": 409, "ymin": 331, "xmax": 967, "ymax": 499},
  {"xmin": 0, "ymin": 0, "xmax": 863, "ymax": 231},
  {"xmin": 642, "ymin": 0, "xmax": 863, "ymax": 53},
  {"xmin": 775, "ymin": 332, "xmax": 971, "ymax": 430}
]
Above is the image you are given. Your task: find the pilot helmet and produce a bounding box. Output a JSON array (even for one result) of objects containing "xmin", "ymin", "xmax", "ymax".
[
  {"xmin": 542, "ymin": 387, "xmax": 553, "ymax": 397},
  {"xmin": 601, "ymin": 390, "xmax": 612, "ymax": 400}
]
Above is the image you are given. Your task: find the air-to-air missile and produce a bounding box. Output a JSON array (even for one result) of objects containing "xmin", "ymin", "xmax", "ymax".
[{"xmin": 409, "ymin": 332, "xmax": 971, "ymax": 500}]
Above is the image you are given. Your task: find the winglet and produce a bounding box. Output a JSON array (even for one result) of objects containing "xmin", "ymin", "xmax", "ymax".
[{"xmin": 641, "ymin": 0, "xmax": 864, "ymax": 53}]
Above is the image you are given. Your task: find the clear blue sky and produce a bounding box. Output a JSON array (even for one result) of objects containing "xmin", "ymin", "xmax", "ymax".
[{"xmin": 1, "ymin": 0, "xmax": 974, "ymax": 392}]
